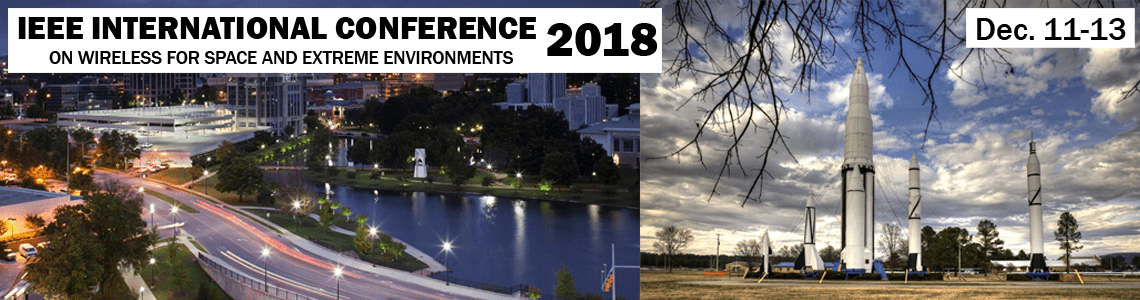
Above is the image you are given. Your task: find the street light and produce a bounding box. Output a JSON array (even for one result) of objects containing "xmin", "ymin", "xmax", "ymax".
[
  {"xmin": 292, "ymin": 200, "xmax": 301, "ymax": 231},
  {"xmin": 149, "ymin": 257, "xmax": 156, "ymax": 284},
  {"xmin": 149, "ymin": 203, "xmax": 155, "ymax": 228},
  {"xmin": 171, "ymin": 205, "xmax": 180, "ymax": 236},
  {"xmin": 261, "ymin": 247, "xmax": 270, "ymax": 292},
  {"xmin": 333, "ymin": 266, "xmax": 343, "ymax": 300},
  {"xmin": 443, "ymin": 242, "xmax": 452, "ymax": 286}
]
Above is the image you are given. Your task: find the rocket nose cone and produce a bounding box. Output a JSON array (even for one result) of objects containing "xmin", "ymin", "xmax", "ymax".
[
  {"xmin": 910, "ymin": 153, "xmax": 918, "ymax": 168},
  {"xmin": 856, "ymin": 57, "xmax": 863, "ymax": 70},
  {"xmin": 806, "ymin": 195, "xmax": 815, "ymax": 208}
]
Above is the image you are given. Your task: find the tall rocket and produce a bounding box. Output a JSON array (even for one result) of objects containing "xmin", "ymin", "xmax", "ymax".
[
  {"xmin": 907, "ymin": 154, "xmax": 923, "ymax": 272},
  {"xmin": 761, "ymin": 231, "xmax": 771, "ymax": 274},
  {"xmin": 1027, "ymin": 135, "xmax": 1046, "ymax": 272},
  {"xmin": 841, "ymin": 58, "xmax": 875, "ymax": 271},
  {"xmin": 796, "ymin": 193, "xmax": 825, "ymax": 270}
]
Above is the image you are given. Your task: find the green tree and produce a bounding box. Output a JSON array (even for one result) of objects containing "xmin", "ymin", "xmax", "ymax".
[
  {"xmin": 23, "ymin": 214, "xmax": 45, "ymax": 230},
  {"xmin": 214, "ymin": 154, "xmax": 266, "ymax": 203},
  {"xmin": 593, "ymin": 156, "xmax": 620, "ymax": 186},
  {"xmin": 653, "ymin": 226, "xmax": 694, "ymax": 272},
  {"xmin": 317, "ymin": 198, "xmax": 337, "ymax": 230},
  {"xmin": 554, "ymin": 264, "xmax": 578, "ymax": 300},
  {"xmin": 1132, "ymin": 256, "xmax": 1140, "ymax": 270},
  {"xmin": 976, "ymin": 220, "xmax": 1005, "ymax": 273},
  {"xmin": 1054, "ymin": 211, "xmax": 1083, "ymax": 273},
  {"xmin": 354, "ymin": 224, "xmax": 373, "ymax": 257},
  {"xmin": 480, "ymin": 175, "xmax": 495, "ymax": 187},
  {"xmin": 445, "ymin": 156, "xmax": 477, "ymax": 187},
  {"xmin": 921, "ymin": 225, "xmax": 936, "ymax": 269},
  {"xmin": 541, "ymin": 151, "xmax": 579, "ymax": 188},
  {"xmin": 341, "ymin": 206, "xmax": 353, "ymax": 222},
  {"xmin": 25, "ymin": 180, "xmax": 156, "ymax": 299}
]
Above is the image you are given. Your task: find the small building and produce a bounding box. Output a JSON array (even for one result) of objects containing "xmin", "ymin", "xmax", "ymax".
[
  {"xmin": 0, "ymin": 187, "xmax": 80, "ymax": 237},
  {"xmin": 577, "ymin": 103, "xmax": 639, "ymax": 168}
]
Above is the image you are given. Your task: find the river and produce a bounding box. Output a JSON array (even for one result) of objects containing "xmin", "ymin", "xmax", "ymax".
[{"xmin": 317, "ymin": 182, "xmax": 640, "ymax": 299}]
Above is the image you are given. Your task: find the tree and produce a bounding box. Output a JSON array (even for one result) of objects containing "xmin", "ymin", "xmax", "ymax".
[
  {"xmin": 877, "ymin": 224, "xmax": 906, "ymax": 269},
  {"xmin": 341, "ymin": 206, "xmax": 353, "ymax": 222},
  {"xmin": 317, "ymin": 198, "xmax": 336, "ymax": 230},
  {"xmin": 593, "ymin": 156, "xmax": 621, "ymax": 186},
  {"xmin": 1016, "ymin": 250, "xmax": 1028, "ymax": 260},
  {"xmin": 214, "ymin": 154, "xmax": 267, "ymax": 203},
  {"xmin": 1132, "ymin": 256, "xmax": 1140, "ymax": 271},
  {"xmin": 554, "ymin": 264, "xmax": 578, "ymax": 300},
  {"xmin": 354, "ymin": 223, "xmax": 373, "ymax": 257},
  {"xmin": 820, "ymin": 244, "xmax": 840, "ymax": 262},
  {"xmin": 976, "ymin": 220, "xmax": 1005, "ymax": 273},
  {"xmin": 480, "ymin": 175, "xmax": 495, "ymax": 187},
  {"xmin": 733, "ymin": 239, "xmax": 762, "ymax": 268},
  {"xmin": 541, "ymin": 151, "xmax": 579, "ymax": 188},
  {"xmin": 24, "ymin": 214, "xmax": 45, "ymax": 230},
  {"xmin": 652, "ymin": 226, "xmax": 693, "ymax": 272},
  {"xmin": 1054, "ymin": 211, "xmax": 1083, "ymax": 273},
  {"xmin": 0, "ymin": 220, "xmax": 8, "ymax": 237},
  {"xmin": 921, "ymin": 226, "xmax": 937, "ymax": 269},
  {"xmin": 646, "ymin": 0, "xmax": 1140, "ymax": 206},
  {"xmin": 777, "ymin": 244, "xmax": 803, "ymax": 259},
  {"xmin": 26, "ymin": 180, "xmax": 155, "ymax": 299}
]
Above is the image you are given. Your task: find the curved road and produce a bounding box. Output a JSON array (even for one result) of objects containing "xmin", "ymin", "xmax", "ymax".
[{"xmin": 95, "ymin": 171, "xmax": 512, "ymax": 300}]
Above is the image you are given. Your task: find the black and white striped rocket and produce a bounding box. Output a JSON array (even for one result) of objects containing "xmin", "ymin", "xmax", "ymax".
[
  {"xmin": 1027, "ymin": 136, "xmax": 1046, "ymax": 272},
  {"xmin": 907, "ymin": 154, "xmax": 923, "ymax": 272}
]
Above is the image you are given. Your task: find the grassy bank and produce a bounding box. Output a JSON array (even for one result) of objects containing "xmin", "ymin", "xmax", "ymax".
[
  {"xmin": 144, "ymin": 190, "xmax": 200, "ymax": 214},
  {"xmin": 303, "ymin": 168, "xmax": 639, "ymax": 208},
  {"xmin": 249, "ymin": 209, "xmax": 429, "ymax": 272},
  {"xmin": 141, "ymin": 244, "xmax": 232, "ymax": 300}
]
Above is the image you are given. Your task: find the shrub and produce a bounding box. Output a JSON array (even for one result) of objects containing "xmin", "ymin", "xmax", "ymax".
[
  {"xmin": 347, "ymin": 171, "xmax": 359, "ymax": 180},
  {"xmin": 369, "ymin": 171, "xmax": 381, "ymax": 179},
  {"xmin": 481, "ymin": 175, "xmax": 494, "ymax": 187}
]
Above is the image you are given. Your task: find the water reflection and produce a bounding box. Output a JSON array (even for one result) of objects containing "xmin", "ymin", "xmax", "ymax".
[{"xmin": 313, "ymin": 182, "xmax": 639, "ymax": 299}]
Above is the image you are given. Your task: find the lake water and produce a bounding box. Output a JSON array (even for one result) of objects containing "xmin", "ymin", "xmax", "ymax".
[{"xmin": 318, "ymin": 182, "xmax": 640, "ymax": 299}]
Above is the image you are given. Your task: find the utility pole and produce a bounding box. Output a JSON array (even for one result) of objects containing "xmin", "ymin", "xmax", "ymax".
[{"xmin": 715, "ymin": 233, "xmax": 722, "ymax": 272}]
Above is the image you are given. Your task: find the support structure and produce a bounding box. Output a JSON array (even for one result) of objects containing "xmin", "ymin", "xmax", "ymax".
[
  {"xmin": 841, "ymin": 58, "xmax": 875, "ymax": 272},
  {"xmin": 907, "ymin": 154, "xmax": 924, "ymax": 273}
]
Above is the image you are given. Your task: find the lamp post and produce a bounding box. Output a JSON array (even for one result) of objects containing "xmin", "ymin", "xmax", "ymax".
[
  {"xmin": 292, "ymin": 200, "xmax": 301, "ymax": 231},
  {"xmin": 261, "ymin": 247, "xmax": 270, "ymax": 292},
  {"xmin": 149, "ymin": 203, "xmax": 155, "ymax": 228},
  {"xmin": 171, "ymin": 205, "xmax": 180, "ymax": 236},
  {"xmin": 149, "ymin": 257, "xmax": 155, "ymax": 284},
  {"xmin": 333, "ymin": 266, "xmax": 343, "ymax": 300},
  {"xmin": 443, "ymin": 242, "xmax": 452, "ymax": 286}
]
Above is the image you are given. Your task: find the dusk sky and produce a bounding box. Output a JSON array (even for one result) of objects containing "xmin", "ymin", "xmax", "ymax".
[{"xmin": 641, "ymin": 0, "xmax": 1140, "ymax": 260}]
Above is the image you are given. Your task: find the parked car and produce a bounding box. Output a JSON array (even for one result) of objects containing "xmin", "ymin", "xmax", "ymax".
[
  {"xmin": 2, "ymin": 249, "xmax": 15, "ymax": 261},
  {"xmin": 18, "ymin": 244, "xmax": 35, "ymax": 258}
]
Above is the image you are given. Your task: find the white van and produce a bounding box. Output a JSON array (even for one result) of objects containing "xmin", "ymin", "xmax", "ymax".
[{"xmin": 18, "ymin": 244, "xmax": 35, "ymax": 258}]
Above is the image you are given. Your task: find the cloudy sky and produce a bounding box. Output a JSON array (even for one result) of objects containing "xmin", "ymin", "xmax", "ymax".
[{"xmin": 641, "ymin": 0, "xmax": 1140, "ymax": 260}]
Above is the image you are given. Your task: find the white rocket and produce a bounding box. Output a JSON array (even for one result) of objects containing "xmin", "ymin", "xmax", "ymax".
[
  {"xmin": 761, "ymin": 231, "xmax": 771, "ymax": 274},
  {"xmin": 1027, "ymin": 135, "xmax": 1046, "ymax": 272},
  {"xmin": 841, "ymin": 58, "xmax": 875, "ymax": 271},
  {"xmin": 907, "ymin": 154, "xmax": 923, "ymax": 272},
  {"xmin": 798, "ymin": 194, "xmax": 825, "ymax": 270}
]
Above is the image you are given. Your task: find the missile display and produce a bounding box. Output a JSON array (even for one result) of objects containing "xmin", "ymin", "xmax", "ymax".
[
  {"xmin": 841, "ymin": 58, "xmax": 875, "ymax": 271},
  {"xmin": 1027, "ymin": 135, "xmax": 1047, "ymax": 272},
  {"xmin": 795, "ymin": 193, "xmax": 825, "ymax": 271},
  {"xmin": 907, "ymin": 154, "xmax": 923, "ymax": 272},
  {"xmin": 761, "ymin": 231, "xmax": 771, "ymax": 274}
]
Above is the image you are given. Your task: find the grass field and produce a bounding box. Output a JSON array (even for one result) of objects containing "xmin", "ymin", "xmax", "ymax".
[
  {"xmin": 144, "ymin": 190, "xmax": 200, "ymax": 214},
  {"xmin": 304, "ymin": 168, "xmax": 639, "ymax": 208},
  {"xmin": 149, "ymin": 168, "xmax": 198, "ymax": 185},
  {"xmin": 251, "ymin": 209, "xmax": 429, "ymax": 272},
  {"xmin": 141, "ymin": 244, "xmax": 232, "ymax": 300},
  {"xmin": 640, "ymin": 270, "xmax": 1140, "ymax": 300}
]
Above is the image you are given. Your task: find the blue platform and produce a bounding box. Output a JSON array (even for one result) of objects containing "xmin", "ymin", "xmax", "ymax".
[{"xmin": 1026, "ymin": 272, "xmax": 1051, "ymax": 281}]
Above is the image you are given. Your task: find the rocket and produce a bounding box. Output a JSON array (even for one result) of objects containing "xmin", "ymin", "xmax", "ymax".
[
  {"xmin": 1027, "ymin": 135, "xmax": 1046, "ymax": 272},
  {"xmin": 761, "ymin": 231, "xmax": 771, "ymax": 274},
  {"xmin": 796, "ymin": 193, "xmax": 825, "ymax": 271},
  {"xmin": 907, "ymin": 154, "xmax": 923, "ymax": 272},
  {"xmin": 841, "ymin": 58, "xmax": 875, "ymax": 271}
]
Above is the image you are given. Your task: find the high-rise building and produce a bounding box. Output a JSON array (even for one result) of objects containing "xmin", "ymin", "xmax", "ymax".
[
  {"xmin": 526, "ymin": 73, "xmax": 566, "ymax": 104},
  {"xmin": 554, "ymin": 83, "xmax": 606, "ymax": 130},
  {"xmin": 225, "ymin": 73, "xmax": 305, "ymax": 136},
  {"xmin": 124, "ymin": 73, "xmax": 197, "ymax": 106},
  {"xmin": 43, "ymin": 76, "xmax": 123, "ymax": 111},
  {"xmin": 506, "ymin": 82, "xmax": 527, "ymax": 103}
]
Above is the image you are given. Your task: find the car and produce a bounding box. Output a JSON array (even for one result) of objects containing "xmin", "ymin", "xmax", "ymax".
[
  {"xmin": 2, "ymin": 249, "xmax": 15, "ymax": 261},
  {"xmin": 18, "ymin": 244, "xmax": 35, "ymax": 258}
]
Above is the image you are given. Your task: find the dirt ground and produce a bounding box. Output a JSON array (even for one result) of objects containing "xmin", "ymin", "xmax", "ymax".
[{"xmin": 641, "ymin": 270, "xmax": 1140, "ymax": 299}]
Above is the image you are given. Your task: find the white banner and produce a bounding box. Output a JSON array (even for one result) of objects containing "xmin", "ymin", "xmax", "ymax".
[
  {"xmin": 967, "ymin": 8, "xmax": 1134, "ymax": 48},
  {"xmin": 8, "ymin": 8, "xmax": 662, "ymax": 73}
]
